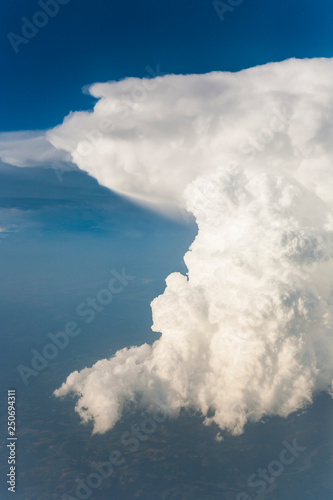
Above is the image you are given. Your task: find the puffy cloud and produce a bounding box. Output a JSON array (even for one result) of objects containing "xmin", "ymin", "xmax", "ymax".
[
  {"xmin": 48, "ymin": 57, "xmax": 333, "ymax": 210},
  {"xmin": 54, "ymin": 58, "xmax": 333, "ymax": 436}
]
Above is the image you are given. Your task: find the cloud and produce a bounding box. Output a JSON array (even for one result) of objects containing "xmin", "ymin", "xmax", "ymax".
[
  {"xmin": 47, "ymin": 58, "xmax": 333, "ymax": 211},
  {"xmin": 0, "ymin": 207, "xmax": 36, "ymax": 234},
  {"xmin": 0, "ymin": 130, "xmax": 68, "ymax": 168},
  {"xmin": 52, "ymin": 58, "xmax": 333, "ymax": 436}
]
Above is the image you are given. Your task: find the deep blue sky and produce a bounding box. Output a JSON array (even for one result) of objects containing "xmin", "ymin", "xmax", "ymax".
[{"xmin": 1, "ymin": 0, "xmax": 333, "ymax": 131}]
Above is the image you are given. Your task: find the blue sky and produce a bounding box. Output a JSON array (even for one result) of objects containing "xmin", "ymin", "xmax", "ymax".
[
  {"xmin": 1, "ymin": 0, "xmax": 333, "ymax": 375},
  {"xmin": 1, "ymin": 0, "xmax": 333, "ymax": 385},
  {"xmin": 1, "ymin": 2, "xmax": 333, "ymax": 499},
  {"xmin": 1, "ymin": 0, "xmax": 333, "ymax": 131},
  {"xmin": 1, "ymin": 0, "xmax": 333, "ymax": 244}
]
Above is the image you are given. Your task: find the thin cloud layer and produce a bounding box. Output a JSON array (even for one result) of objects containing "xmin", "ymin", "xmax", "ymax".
[
  {"xmin": 53, "ymin": 58, "xmax": 333, "ymax": 436},
  {"xmin": 0, "ymin": 131, "xmax": 67, "ymax": 168}
]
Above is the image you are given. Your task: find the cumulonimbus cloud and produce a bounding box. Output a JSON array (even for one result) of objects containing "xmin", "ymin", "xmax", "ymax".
[{"xmin": 53, "ymin": 58, "xmax": 333, "ymax": 436}]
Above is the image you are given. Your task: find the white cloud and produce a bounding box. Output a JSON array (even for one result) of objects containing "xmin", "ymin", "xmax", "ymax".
[
  {"xmin": 50, "ymin": 57, "xmax": 333, "ymax": 436},
  {"xmin": 0, "ymin": 130, "xmax": 68, "ymax": 168},
  {"xmin": 47, "ymin": 57, "xmax": 333, "ymax": 211}
]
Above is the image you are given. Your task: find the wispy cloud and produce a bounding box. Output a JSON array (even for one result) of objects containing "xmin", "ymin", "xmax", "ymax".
[{"xmin": 0, "ymin": 130, "xmax": 68, "ymax": 168}]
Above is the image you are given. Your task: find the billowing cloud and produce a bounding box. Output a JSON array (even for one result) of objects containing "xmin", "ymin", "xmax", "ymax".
[
  {"xmin": 53, "ymin": 58, "xmax": 333, "ymax": 436},
  {"xmin": 47, "ymin": 58, "xmax": 333, "ymax": 210}
]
